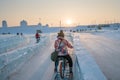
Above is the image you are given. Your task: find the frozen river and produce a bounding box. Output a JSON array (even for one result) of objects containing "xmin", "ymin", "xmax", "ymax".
[{"xmin": 79, "ymin": 32, "xmax": 120, "ymax": 80}]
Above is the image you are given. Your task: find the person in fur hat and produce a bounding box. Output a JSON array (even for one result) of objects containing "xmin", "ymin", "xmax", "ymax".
[
  {"xmin": 54, "ymin": 31, "xmax": 73, "ymax": 76},
  {"xmin": 59, "ymin": 30, "xmax": 64, "ymax": 37}
]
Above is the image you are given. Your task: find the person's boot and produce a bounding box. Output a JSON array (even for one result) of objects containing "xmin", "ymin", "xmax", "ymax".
[{"xmin": 54, "ymin": 68, "xmax": 57, "ymax": 72}]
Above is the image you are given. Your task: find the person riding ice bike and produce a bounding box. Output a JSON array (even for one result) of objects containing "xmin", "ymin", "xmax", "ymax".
[
  {"xmin": 54, "ymin": 32, "xmax": 73, "ymax": 77},
  {"xmin": 35, "ymin": 32, "xmax": 40, "ymax": 43}
]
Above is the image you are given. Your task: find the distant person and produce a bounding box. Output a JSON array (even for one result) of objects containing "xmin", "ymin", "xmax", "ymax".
[
  {"xmin": 17, "ymin": 33, "xmax": 19, "ymax": 35},
  {"xmin": 35, "ymin": 32, "xmax": 40, "ymax": 43},
  {"xmin": 54, "ymin": 32, "xmax": 73, "ymax": 76},
  {"xmin": 20, "ymin": 33, "xmax": 23, "ymax": 36}
]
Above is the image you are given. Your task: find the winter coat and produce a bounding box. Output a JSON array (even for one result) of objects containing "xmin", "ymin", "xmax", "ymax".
[
  {"xmin": 35, "ymin": 33, "xmax": 40, "ymax": 38},
  {"xmin": 54, "ymin": 37, "xmax": 73, "ymax": 56}
]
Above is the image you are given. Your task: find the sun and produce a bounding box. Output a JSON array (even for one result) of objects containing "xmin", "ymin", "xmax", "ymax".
[{"xmin": 66, "ymin": 19, "xmax": 72, "ymax": 25}]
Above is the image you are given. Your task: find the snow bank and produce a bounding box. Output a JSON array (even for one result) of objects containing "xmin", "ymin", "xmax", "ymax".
[{"xmin": 73, "ymin": 33, "xmax": 107, "ymax": 80}]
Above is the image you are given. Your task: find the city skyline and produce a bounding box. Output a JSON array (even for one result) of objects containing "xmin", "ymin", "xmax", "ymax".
[{"xmin": 0, "ymin": 0, "xmax": 120, "ymax": 27}]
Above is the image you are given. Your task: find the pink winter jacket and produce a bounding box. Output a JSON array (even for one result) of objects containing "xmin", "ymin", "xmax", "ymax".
[{"xmin": 54, "ymin": 37, "xmax": 73, "ymax": 56}]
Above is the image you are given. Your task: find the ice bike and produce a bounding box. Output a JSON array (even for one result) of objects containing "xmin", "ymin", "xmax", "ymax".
[
  {"xmin": 54, "ymin": 56, "xmax": 73, "ymax": 80},
  {"xmin": 36, "ymin": 37, "xmax": 40, "ymax": 43}
]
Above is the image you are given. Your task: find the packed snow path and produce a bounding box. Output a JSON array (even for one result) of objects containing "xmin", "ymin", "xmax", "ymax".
[{"xmin": 79, "ymin": 33, "xmax": 120, "ymax": 80}]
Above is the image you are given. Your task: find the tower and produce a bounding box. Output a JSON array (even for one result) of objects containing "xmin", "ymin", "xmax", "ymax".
[
  {"xmin": 20, "ymin": 20, "xmax": 27, "ymax": 27},
  {"xmin": 2, "ymin": 20, "xmax": 8, "ymax": 28}
]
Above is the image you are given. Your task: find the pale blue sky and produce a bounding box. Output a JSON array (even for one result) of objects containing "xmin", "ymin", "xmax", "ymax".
[{"xmin": 0, "ymin": 0, "xmax": 120, "ymax": 27}]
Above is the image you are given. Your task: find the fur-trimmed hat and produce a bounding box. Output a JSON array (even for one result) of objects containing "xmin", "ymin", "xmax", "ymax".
[{"xmin": 57, "ymin": 32, "xmax": 64, "ymax": 37}]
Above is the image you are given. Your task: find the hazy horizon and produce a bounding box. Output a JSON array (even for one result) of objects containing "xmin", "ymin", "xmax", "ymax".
[{"xmin": 0, "ymin": 0, "xmax": 120, "ymax": 27}]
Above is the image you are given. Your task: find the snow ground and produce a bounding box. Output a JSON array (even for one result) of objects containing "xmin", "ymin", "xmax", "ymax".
[
  {"xmin": 92, "ymin": 30, "xmax": 120, "ymax": 40},
  {"xmin": 0, "ymin": 30, "xmax": 120, "ymax": 80},
  {"xmin": 79, "ymin": 31, "xmax": 120, "ymax": 80}
]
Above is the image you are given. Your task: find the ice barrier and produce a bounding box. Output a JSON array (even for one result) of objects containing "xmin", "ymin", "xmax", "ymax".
[
  {"xmin": 0, "ymin": 35, "xmax": 27, "ymax": 54},
  {"xmin": 73, "ymin": 33, "xmax": 107, "ymax": 80},
  {"xmin": 0, "ymin": 35, "xmax": 49, "ymax": 80}
]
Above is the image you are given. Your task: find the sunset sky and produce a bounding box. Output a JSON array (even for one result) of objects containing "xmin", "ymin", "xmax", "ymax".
[{"xmin": 0, "ymin": 0, "xmax": 120, "ymax": 27}]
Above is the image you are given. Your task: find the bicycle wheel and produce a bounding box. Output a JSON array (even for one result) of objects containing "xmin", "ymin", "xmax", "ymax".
[{"xmin": 59, "ymin": 62, "xmax": 64, "ymax": 79}]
